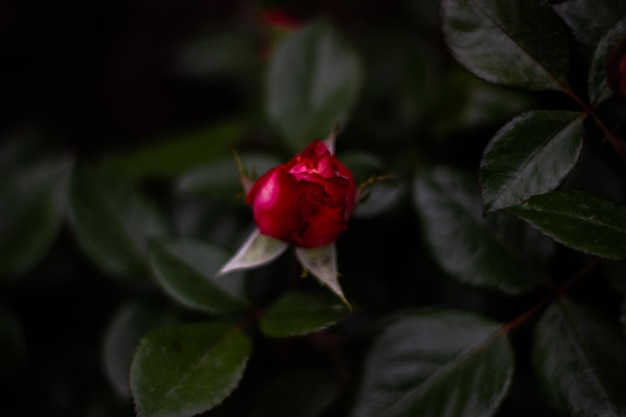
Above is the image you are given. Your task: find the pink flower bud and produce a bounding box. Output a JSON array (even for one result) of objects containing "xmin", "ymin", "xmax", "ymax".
[{"xmin": 246, "ymin": 140, "xmax": 356, "ymax": 248}]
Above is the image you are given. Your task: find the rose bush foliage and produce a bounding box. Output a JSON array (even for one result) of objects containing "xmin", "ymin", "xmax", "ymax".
[{"xmin": 3, "ymin": 2, "xmax": 626, "ymax": 417}]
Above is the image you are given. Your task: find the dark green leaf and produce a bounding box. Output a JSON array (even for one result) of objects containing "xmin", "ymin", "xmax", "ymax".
[
  {"xmin": 508, "ymin": 190, "xmax": 626, "ymax": 260},
  {"xmin": 356, "ymin": 27, "xmax": 428, "ymax": 131},
  {"xmin": 249, "ymin": 371, "xmax": 339, "ymax": 417},
  {"xmin": 480, "ymin": 110, "xmax": 585, "ymax": 213},
  {"xmin": 98, "ymin": 122, "xmax": 246, "ymax": 183},
  {"xmin": 69, "ymin": 169, "xmax": 170, "ymax": 279},
  {"xmin": 0, "ymin": 157, "xmax": 73, "ymax": 278},
  {"xmin": 553, "ymin": 0, "xmax": 626, "ymax": 57},
  {"xmin": 589, "ymin": 16, "xmax": 626, "ymax": 104},
  {"xmin": 533, "ymin": 297, "xmax": 626, "ymax": 417},
  {"xmin": 414, "ymin": 167, "xmax": 551, "ymax": 295},
  {"xmin": 440, "ymin": 0, "xmax": 569, "ymax": 91},
  {"xmin": 176, "ymin": 154, "xmax": 280, "ymax": 197},
  {"xmin": 260, "ymin": 290, "xmax": 350, "ymax": 338},
  {"xmin": 351, "ymin": 310, "xmax": 513, "ymax": 417},
  {"xmin": 266, "ymin": 20, "xmax": 363, "ymax": 152},
  {"xmin": 130, "ymin": 322, "xmax": 252, "ymax": 417},
  {"xmin": 103, "ymin": 301, "xmax": 176, "ymax": 398},
  {"xmin": 148, "ymin": 239, "xmax": 249, "ymax": 314}
]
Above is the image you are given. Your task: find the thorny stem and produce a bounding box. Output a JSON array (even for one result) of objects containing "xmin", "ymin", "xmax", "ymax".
[{"xmin": 500, "ymin": 259, "xmax": 604, "ymax": 334}]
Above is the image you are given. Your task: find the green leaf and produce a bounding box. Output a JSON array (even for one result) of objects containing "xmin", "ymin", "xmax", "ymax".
[
  {"xmin": 98, "ymin": 122, "xmax": 246, "ymax": 183},
  {"xmin": 553, "ymin": 0, "xmax": 626, "ymax": 57},
  {"xmin": 589, "ymin": 16, "xmax": 626, "ymax": 104},
  {"xmin": 217, "ymin": 229, "xmax": 289, "ymax": 276},
  {"xmin": 440, "ymin": 0, "xmax": 569, "ymax": 91},
  {"xmin": 508, "ymin": 190, "xmax": 626, "ymax": 260},
  {"xmin": 295, "ymin": 243, "xmax": 349, "ymax": 307},
  {"xmin": 69, "ymin": 168, "xmax": 170, "ymax": 279},
  {"xmin": 176, "ymin": 154, "xmax": 280, "ymax": 197},
  {"xmin": 103, "ymin": 301, "xmax": 176, "ymax": 398},
  {"xmin": 266, "ymin": 20, "xmax": 363, "ymax": 152},
  {"xmin": 533, "ymin": 297, "xmax": 626, "ymax": 417},
  {"xmin": 260, "ymin": 290, "xmax": 350, "ymax": 338},
  {"xmin": 480, "ymin": 110, "xmax": 585, "ymax": 213},
  {"xmin": 0, "ymin": 157, "xmax": 73, "ymax": 278},
  {"xmin": 249, "ymin": 371, "xmax": 339, "ymax": 417},
  {"xmin": 148, "ymin": 239, "xmax": 249, "ymax": 314},
  {"xmin": 414, "ymin": 167, "xmax": 550, "ymax": 295},
  {"xmin": 130, "ymin": 322, "xmax": 252, "ymax": 417},
  {"xmin": 351, "ymin": 310, "xmax": 513, "ymax": 417}
]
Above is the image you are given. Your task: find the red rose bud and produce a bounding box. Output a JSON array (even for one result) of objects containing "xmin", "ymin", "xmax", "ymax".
[{"xmin": 246, "ymin": 140, "xmax": 356, "ymax": 248}]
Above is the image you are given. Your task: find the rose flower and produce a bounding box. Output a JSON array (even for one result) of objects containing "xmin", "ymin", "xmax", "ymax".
[{"xmin": 246, "ymin": 140, "xmax": 356, "ymax": 248}]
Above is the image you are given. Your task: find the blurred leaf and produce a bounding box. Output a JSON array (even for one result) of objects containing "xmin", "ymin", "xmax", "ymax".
[
  {"xmin": 260, "ymin": 290, "xmax": 350, "ymax": 338},
  {"xmin": 0, "ymin": 309, "xmax": 26, "ymax": 378},
  {"xmin": 249, "ymin": 371, "xmax": 339, "ymax": 417},
  {"xmin": 533, "ymin": 297, "xmax": 626, "ymax": 417},
  {"xmin": 0, "ymin": 157, "xmax": 73, "ymax": 278},
  {"xmin": 103, "ymin": 301, "xmax": 176, "ymax": 399},
  {"xmin": 266, "ymin": 20, "xmax": 363, "ymax": 152},
  {"xmin": 354, "ymin": 181, "xmax": 404, "ymax": 218},
  {"xmin": 148, "ymin": 239, "xmax": 249, "ymax": 314},
  {"xmin": 426, "ymin": 69, "xmax": 535, "ymax": 138},
  {"xmin": 508, "ymin": 190, "xmax": 626, "ymax": 260},
  {"xmin": 69, "ymin": 168, "xmax": 170, "ymax": 279},
  {"xmin": 589, "ymin": 16, "xmax": 626, "ymax": 104},
  {"xmin": 176, "ymin": 29, "xmax": 258, "ymax": 78},
  {"xmin": 553, "ymin": 0, "xmax": 626, "ymax": 57},
  {"xmin": 351, "ymin": 310, "xmax": 513, "ymax": 417},
  {"xmin": 98, "ymin": 122, "xmax": 246, "ymax": 182},
  {"xmin": 356, "ymin": 27, "xmax": 428, "ymax": 131},
  {"xmin": 414, "ymin": 167, "xmax": 550, "ymax": 295},
  {"xmin": 217, "ymin": 228, "xmax": 288, "ymax": 276},
  {"xmin": 130, "ymin": 322, "xmax": 252, "ymax": 417},
  {"xmin": 440, "ymin": 0, "xmax": 569, "ymax": 91},
  {"xmin": 480, "ymin": 110, "xmax": 585, "ymax": 213},
  {"xmin": 296, "ymin": 243, "xmax": 349, "ymax": 307},
  {"xmin": 176, "ymin": 154, "xmax": 280, "ymax": 198}
]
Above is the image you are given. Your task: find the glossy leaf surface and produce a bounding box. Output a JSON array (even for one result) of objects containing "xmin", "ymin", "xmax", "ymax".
[
  {"xmin": 266, "ymin": 20, "xmax": 363, "ymax": 152},
  {"xmin": 260, "ymin": 290, "xmax": 350, "ymax": 338},
  {"xmin": 130, "ymin": 322, "xmax": 251, "ymax": 417},
  {"xmin": 414, "ymin": 167, "xmax": 550, "ymax": 294},
  {"xmin": 351, "ymin": 310, "xmax": 513, "ymax": 417},
  {"xmin": 148, "ymin": 239, "xmax": 249, "ymax": 314},
  {"xmin": 508, "ymin": 190, "xmax": 626, "ymax": 260},
  {"xmin": 440, "ymin": 0, "xmax": 569, "ymax": 91},
  {"xmin": 533, "ymin": 298, "xmax": 626, "ymax": 417},
  {"xmin": 480, "ymin": 110, "xmax": 584, "ymax": 213}
]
